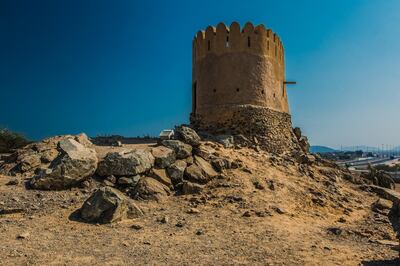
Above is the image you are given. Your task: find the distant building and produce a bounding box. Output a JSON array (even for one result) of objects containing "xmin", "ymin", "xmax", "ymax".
[{"xmin": 159, "ymin": 129, "xmax": 174, "ymax": 140}]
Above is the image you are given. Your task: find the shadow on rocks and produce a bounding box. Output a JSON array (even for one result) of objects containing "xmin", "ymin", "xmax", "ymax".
[
  {"xmin": 362, "ymin": 258, "xmax": 400, "ymax": 266},
  {"xmin": 68, "ymin": 208, "xmax": 85, "ymax": 223}
]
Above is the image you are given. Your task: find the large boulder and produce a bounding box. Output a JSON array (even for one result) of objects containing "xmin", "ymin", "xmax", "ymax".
[
  {"xmin": 194, "ymin": 156, "xmax": 218, "ymax": 178},
  {"xmin": 130, "ymin": 177, "xmax": 171, "ymax": 201},
  {"xmin": 184, "ymin": 156, "xmax": 217, "ymax": 184},
  {"xmin": 97, "ymin": 149, "xmax": 154, "ymax": 177},
  {"xmin": 193, "ymin": 144, "xmax": 216, "ymax": 160},
  {"xmin": 175, "ymin": 126, "xmax": 201, "ymax": 147},
  {"xmin": 161, "ymin": 140, "xmax": 192, "ymax": 159},
  {"xmin": 30, "ymin": 138, "xmax": 98, "ymax": 190},
  {"xmin": 151, "ymin": 146, "xmax": 176, "ymax": 168},
  {"xmin": 150, "ymin": 168, "xmax": 173, "ymax": 188},
  {"xmin": 166, "ymin": 160, "xmax": 187, "ymax": 184},
  {"xmin": 80, "ymin": 187, "xmax": 132, "ymax": 223}
]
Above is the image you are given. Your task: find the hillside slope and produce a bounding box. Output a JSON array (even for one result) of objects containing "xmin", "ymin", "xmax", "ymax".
[{"xmin": 0, "ymin": 139, "xmax": 398, "ymax": 265}]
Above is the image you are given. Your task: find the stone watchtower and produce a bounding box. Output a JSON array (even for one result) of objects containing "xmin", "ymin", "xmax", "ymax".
[{"xmin": 191, "ymin": 22, "xmax": 298, "ymax": 153}]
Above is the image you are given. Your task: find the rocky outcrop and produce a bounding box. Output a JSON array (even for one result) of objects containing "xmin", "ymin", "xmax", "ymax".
[
  {"xmin": 293, "ymin": 127, "xmax": 310, "ymax": 154},
  {"xmin": 80, "ymin": 187, "xmax": 130, "ymax": 223},
  {"xmin": 97, "ymin": 149, "xmax": 154, "ymax": 177},
  {"xmin": 0, "ymin": 133, "xmax": 93, "ymax": 176},
  {"xmin": 30, "ymin": 138, "xmax": 98, "ymax": 190}
]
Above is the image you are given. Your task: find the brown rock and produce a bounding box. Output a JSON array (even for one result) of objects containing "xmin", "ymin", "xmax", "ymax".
[
  {"xmin": 151, "ymin": 146, "xmax": 176, "ymax": 168},
  {"xmin": 181, "ymin": 181, "xmax": 204, "ymax": 194},
  {"xmin": 150, "ymin": 168, "xmax": 173, "ymax": 188},
  {"xmin": 131, "ymin": 177, "xmax": 170, "ymax": 201},
  {"xmin": 80, "ymin": 187, "xmax": 129, "ymax": 224}
]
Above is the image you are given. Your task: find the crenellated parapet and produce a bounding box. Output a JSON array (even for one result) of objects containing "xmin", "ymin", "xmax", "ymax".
[{"xmin": 193, "ymin": 22, "xmax": 284, "ymax": 64}]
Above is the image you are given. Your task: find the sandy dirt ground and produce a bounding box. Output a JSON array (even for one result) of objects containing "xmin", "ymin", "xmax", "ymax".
[{"xmin": 0, "ymin": 145, "xmax": 399, "ymax": 265}]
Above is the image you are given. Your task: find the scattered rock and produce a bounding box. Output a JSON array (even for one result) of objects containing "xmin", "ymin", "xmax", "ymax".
[
  {"xmin": 211, "ymin": 157, "xmax": 232, "ymax": 172},
  {"xmin": 214, "ymin": 135, "xmax": 234, "ymax": 148},
  {"xmin": 196, "ymin": 229, "xmax": 204, "ymax": 235},
  {"xmin": 175, "ymin": 221, "xmax": 185, "ymax": 227},
  {"xmin": 370, "ymin": 239, "xmax": 399, "ymax": 246},
  {"xmin": 166, "ymin": 160, "xmax": 187, "ymax": 184},
  {"xmin": 327, "ymin": 227, "xmax": 343, "ymax": 236},
  {"xmin": 181, "ymin": 181, "xmax": 204, "ymax": 195},
  {"xmin": 175, "ymin": 126, "xmax": 201, "ymax": 146},
  {"xmin": 364, "ymin": 166, "xmax": 395, "ymax": 189},
  {"xmin": 102, "ymin": 179, "xmax": 115, "ymax": 187},
  {"xmin": 372, "ymin": 198, "xmax": 392, "ymax": 212},
  {"xmin": 267, "ymin": 180, "xmax": 275, "ymax": 191},
  {"xmin": 131, "ymin": 177, "xmax": 170, "ymax": 201},
  {"xmin": 126, "ymin": 201, "xmax": 144, "ymax": 218},
  {"xmin": 30, "ymin": 138, "xmax": 98, "ymax": 190},
  {"xmin": 159, "ymin": 216, "xmax": 169, "ymax": 224},
  {"xmin": 5, "ymin": 178, "xmax": 19, "ymax": 186},
  {"xmin": 131, "ymin": 224, "xmax": 143, "ymax": 230},
  {"xmin": 150, "ymin": 168, "xmax": 173, "ymax": 188},
  {"xmin": 184, "ymin": 164, "xmax": 208, "ymax": 184},
  {"xmin": 242, "ymin": 211, "xmax": 252, "ymax": 217},
  {"xmin": 161, "ymin": 140, "xmax": 192, "ymax": 159},
  {"xmin": 187, "ymin": 208, "xmax": 200, "ymax": 214},
  {"xmin": 273, "ymin": 207, "xmax": 286, "ymax": 214},
  {"xmin": 106, "ymin": 175, "xmax": 117, "ymax": 184},
  {"xmin": 97, "ymin": 149, "xmax": 154, "ymax": 177},
  {"xmin": 0, "ymin": 208, "xmax": 25, "ymax": 215},
  {"xmin": 185, "ymin": 156, "xmax": 194, "ymax": 165},
  {"xmin": 193, "ymin": 144, "xmax": 216, "ymax": 160},
  {"xmin": 299, "ymin": 154, "xmax": 315, "ymax": 165},
  {"xmin": 253, "ymin": 180, "xmax": 265, "ymax": 190},
  {"xmin": 16, "ymin": 232, "xmax": 30, "ymax": 239},
  {"xmin": 151, "ymin": 146, "xmax": 176, "ymax": 168},
  {"xmin": 118, "ymin": 176, "xmax": 139, "ymax": 187},
  {"xmin": 193, "ymin": 156, "xmax": 217, "ymax": 179},
  {"xmin": 80, "ymin": 187, "xmax": 128, "ymax": 223}
]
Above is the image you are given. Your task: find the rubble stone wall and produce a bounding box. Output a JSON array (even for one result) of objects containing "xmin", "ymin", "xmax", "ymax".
[{"xmin": 191, "ymin": 104, "xmax": 299, "ymax": 154}]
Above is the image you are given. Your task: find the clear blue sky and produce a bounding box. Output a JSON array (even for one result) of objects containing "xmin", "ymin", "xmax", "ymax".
[{"xmin": 1, "ymin": 0, "xmax": 399, "ymax": 148}]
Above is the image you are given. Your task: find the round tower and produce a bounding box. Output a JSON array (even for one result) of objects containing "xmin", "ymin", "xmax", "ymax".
[{"xmin": 191, "ymin": 22, "xmax": 297, "ymax": 153}]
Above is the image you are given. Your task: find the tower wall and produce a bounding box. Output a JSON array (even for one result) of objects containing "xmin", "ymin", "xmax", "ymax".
[{"xmin": 191, "ymin": 22, "xmax": 296, "ymax": 153}]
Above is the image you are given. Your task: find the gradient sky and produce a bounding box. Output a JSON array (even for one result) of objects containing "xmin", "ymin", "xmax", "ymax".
[{"xmin": 1, "ymin": 0, "xmax": 399, "ymax": 148}]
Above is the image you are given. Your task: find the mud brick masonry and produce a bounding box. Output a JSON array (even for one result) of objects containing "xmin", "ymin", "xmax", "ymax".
[{"xmin": 190, "ymin": 22, "xmax": 299, "ymax": 153}]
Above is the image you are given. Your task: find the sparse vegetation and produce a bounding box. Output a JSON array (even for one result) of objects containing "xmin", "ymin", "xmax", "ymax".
[{"xmin": 0, "ymin": 128, "xmax": 30, "ymax": 153}]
